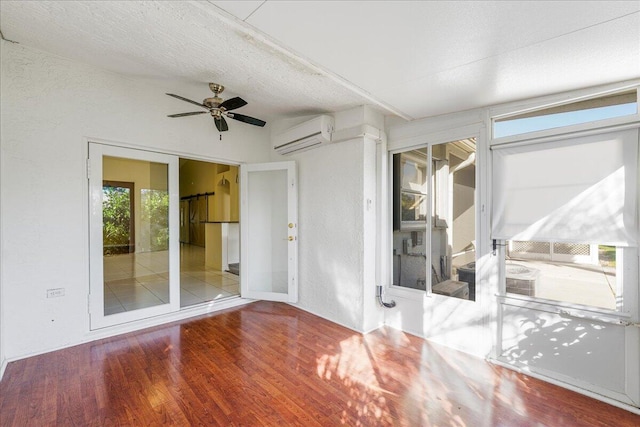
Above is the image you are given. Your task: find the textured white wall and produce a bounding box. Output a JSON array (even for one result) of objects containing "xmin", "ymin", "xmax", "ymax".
[
  {"xmin": 500, "ymin": 305, "xmax": 626, "ymax": 392},
  {"xmin": 269, "ymin": 108, "xmax": 385, "ymax": 332},
  {"xmin": 290, "ymin": 138, "xmax": 367, "ymax": 330},
  {"xmin": 0, "ymin": 41, "xmax": 271, "ymax": 359}
]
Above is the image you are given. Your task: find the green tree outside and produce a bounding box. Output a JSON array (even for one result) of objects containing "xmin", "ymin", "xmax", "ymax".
[{"xmin": 103, "ymin": 186, "xmax": 131, "ymax": 255}]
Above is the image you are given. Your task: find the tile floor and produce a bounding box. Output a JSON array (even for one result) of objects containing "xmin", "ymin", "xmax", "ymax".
[{"xmin": 103, "ymin": 244, "xmax": 239, "ymax": 315}]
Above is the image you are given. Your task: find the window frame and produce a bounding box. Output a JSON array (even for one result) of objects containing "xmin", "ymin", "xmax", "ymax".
[
  {"xmin": 394, "ymin": 149, "xmax": 429, "ymax": 231},
  {"xmin": 490, "ymin": 85, "xmax": 640, "ymax": 146},
  {"xmin": 389, "ymin": 137, "xmax": 479, "ymax": 300},
  {"xmin": 389, "ymin": 144, "xmax": 432, "ymax": 296},
  {"xmin": 489, "ymin": 83, "xmax": 640, "ymax": 320}
]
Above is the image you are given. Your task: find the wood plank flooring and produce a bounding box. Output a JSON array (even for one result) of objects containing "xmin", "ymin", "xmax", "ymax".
[{"xmin": 1, "ymin": 301, "xmax": 639, "ymax": 426}]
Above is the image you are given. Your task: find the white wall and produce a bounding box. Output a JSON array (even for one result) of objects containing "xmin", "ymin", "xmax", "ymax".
[
  {"xmin": 0, "ymin": 41, "xmax": 271, "ymax": 360},
  {"xmin": 280, "ymin": 138, "xmax": 366, "ymax": 330},
  {"xmin": 270, "ymin": 108, "xmax": 385, "ymax": 332},
  {"xmin": 499, "ymin": 303, "xmax": 631, "ymax": 402}
]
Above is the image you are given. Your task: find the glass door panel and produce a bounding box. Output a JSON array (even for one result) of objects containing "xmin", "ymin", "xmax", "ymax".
[
  {"xmin": 89, "ymin": 143, "xmax": 179, "ymax": 329},
  {"xmin": 240, "ymin": 162, "xmax": 297, "ymax": 302}
]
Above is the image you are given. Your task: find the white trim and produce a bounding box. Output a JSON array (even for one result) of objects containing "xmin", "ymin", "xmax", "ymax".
[
  {"xmin": 497, "ymin": 295, "xmax": 632, "ymax": 323},
  {"xmin": 489, "ymin": 80, "xmax": 640, "ymax": 120},
  {"xmin": 489, "ymin": 82, "xmax": 640, "ymax": 143},
  {"xmin": 0, "ymin": 358, "xmax": 7, "ymax": 382},
  {"xmin": 388, "ymin": 109, "xmax": 484, "ymax": 144},
  {"xmin": 389, "ymin": 123, "xmax": 484, "ymax": 154},
  {"xmin": 376, "ymin": 134, "xmax": 390, "ymax": 311},
  {"xmin": 240, "ymin": 161, "xmax": 298, "ymax": 303},
  {"xmin": 85, "ymin": 136, "xmax": 242, "ymax": 167},
  {"xmin": 88, "ymin": 143, "xmax": 181, "ymax": 329},
  {"xmin": 491, "ymin": 120, "xmax": 640, "ymax": 149},
  {"xmin": 387, "ymin": 283, "xmax": 432, "ymax": 299}
]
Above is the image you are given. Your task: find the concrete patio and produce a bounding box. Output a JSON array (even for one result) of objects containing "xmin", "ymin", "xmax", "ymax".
[{"xmin": 506, "ymin": 259, "xmax": 616, "ymax": 310}]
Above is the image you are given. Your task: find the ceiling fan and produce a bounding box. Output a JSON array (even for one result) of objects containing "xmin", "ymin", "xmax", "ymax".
[{"xmin": 166, "ymin": 83, "xmax": 266, "ymax": 132}]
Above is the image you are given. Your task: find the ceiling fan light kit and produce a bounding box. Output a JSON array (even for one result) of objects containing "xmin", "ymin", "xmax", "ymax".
[{"xmin": 166, "ymin": 83, "xmax": 266, "ymax": 133}]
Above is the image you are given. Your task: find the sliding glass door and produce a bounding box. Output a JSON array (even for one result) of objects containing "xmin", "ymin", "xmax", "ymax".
[{"xmin": 89, "ymin": 143, "xmax": 179, "ymax": 329}]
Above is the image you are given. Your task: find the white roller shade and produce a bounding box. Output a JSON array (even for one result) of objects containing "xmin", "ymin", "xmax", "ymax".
[{"xmin": 492, "ymin": 128, "xmax": 638, "ymax": 246}]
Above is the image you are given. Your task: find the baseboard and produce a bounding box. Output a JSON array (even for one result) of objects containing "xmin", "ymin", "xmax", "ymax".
[
  {"xmin": 3, "ymin": 297, "xmax": 255, "ymax": 367},
  {"xmin": 0, "ymin": 357, "xmax": 7, "ymax": 382}
]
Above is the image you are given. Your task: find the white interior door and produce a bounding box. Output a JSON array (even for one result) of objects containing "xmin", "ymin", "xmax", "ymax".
[
  {"xmin": 240, "ymin": 161, "xmax": 298, "ymax": 302},
  {"xmin": 89, "ymin": 143, "xmax": 180, "ymax": 329}
]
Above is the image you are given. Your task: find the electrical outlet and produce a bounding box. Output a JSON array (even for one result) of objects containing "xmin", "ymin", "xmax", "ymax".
[{"xmin": 47, "ymin": 288, "xmax": 65, "ymax": 298}]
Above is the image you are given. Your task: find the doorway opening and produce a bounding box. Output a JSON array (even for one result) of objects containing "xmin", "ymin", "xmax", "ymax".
[{"xmin": 179, "ymin": 159, "xmax": 240, "ymax": 307}]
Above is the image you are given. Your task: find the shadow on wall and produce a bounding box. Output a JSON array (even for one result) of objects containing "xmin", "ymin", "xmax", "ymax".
[{"xmin": 499, "ymin": 308, "xmax": 626, "ymax": 393}]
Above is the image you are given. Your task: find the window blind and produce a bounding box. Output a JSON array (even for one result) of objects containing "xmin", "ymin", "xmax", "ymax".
[{"xmin": 491, "ymin": 128, "xmax": 638, "ymax": 246}]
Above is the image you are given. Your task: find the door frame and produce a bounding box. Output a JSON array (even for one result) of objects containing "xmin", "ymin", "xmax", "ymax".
[
  {"xmin": 88, "ymin": 142, "xmax": 180, "ymax": 329},
  {"xmin": 240, "ymin": 161, "xmax": 298, "ymax": 303}
]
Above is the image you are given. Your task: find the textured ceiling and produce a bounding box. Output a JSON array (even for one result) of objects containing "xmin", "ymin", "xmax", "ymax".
[
  {"xmin": 233, "ymin": 1, "xmax": 640, "ymax": 119},
  {"xmin": 1, "ymin": 1, "xmax": 639, "ymax": 122}
]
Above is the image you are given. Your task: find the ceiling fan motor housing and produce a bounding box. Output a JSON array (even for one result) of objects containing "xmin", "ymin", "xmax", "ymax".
[{"xmin": 203, "ymin": 96, "xmax": 224, "ymax": 108}]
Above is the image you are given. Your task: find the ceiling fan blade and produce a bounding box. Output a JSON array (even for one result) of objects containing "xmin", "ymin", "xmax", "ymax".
[
  {"xmin": 214, "ymin": 116, "xmax": 229, "ymax": 132},
  {"xmin": 219, "ymin": 97, "xmax": 248, "ymax": 111},
  {"xmin": 167, "ymin": 111, "xmax": 208, "ymax": 118},
  {"xmin": 166, "ymin": 93, "xmax": 207, "ymax": 108},
  {"xmin": 228, "ymin": 113, "xmax": 266, "ymax": 127}
]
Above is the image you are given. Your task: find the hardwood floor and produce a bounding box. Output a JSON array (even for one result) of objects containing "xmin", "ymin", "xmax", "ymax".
[{"xmin": 1, "ymin": 301, "xmax": 638, "ymax": 426}]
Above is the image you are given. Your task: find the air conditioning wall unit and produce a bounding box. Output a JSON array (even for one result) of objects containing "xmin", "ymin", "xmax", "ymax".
[{"xmin": 273, "ymin": 115, "xmax": 334, "ymax": 155}]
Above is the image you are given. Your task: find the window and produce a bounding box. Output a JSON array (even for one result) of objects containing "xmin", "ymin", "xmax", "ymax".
[
  {"xmin": 392, "ymin": 139, "xmax": 477, "ymax": 301},
  {"xmin": 394, "ymin": 149, "xmax": 428, "ymax": 229},
  {"xmin": 504, "ymin": 241, "xmax": 618, "ymax": 310},
  {"xmin": 492, "ymin": 127, "xmax": 638, "ymax": 311},
  {"xmin": 494, "ymin": 90, "xmax": 637, "ymax": 138},
  {"xmin": 392, "ymin": 149, "xmax": 428, "ymax": 290}
]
